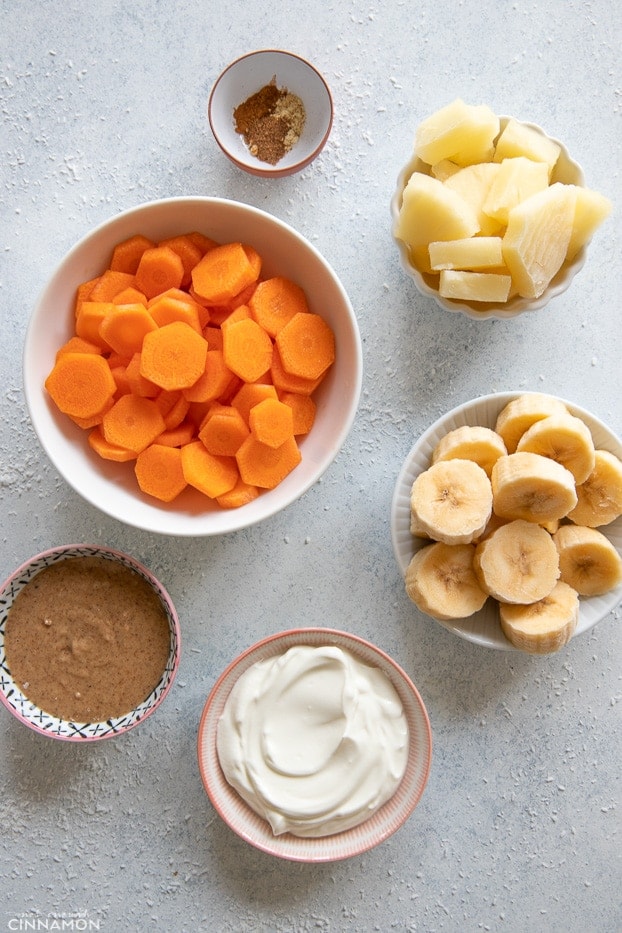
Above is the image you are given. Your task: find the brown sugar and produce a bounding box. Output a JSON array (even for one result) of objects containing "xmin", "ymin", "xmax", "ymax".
[
  {"xmin": 4, "ymin": 556, "xmax": 171, "ymax": 723},
  {"xmin": 233, "ymin": 79, "xmax": 306, "ymax": 166}
]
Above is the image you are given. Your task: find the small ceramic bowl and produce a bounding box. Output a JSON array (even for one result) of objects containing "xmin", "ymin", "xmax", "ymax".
[
  {"xmin": 0, "ymin": 544, "xmax": 181, "ymax": 740},
  {"xmin": 208, "ymin": 49, "xmax": 333, "ymax": 177},
  {"xmin": 391, "ymin": 392, "xmax": 622, "ymax": 650},
  {"xmin": 23, "ymin": 196, "xmax": 362, "ymax": 536},
  {"xmin": 391, "ymin": 117, "xmax": 587, "ymax": 321},
  {"xmin": 197, "ymin": 628, "xmax": 432, "ymax": 862}
]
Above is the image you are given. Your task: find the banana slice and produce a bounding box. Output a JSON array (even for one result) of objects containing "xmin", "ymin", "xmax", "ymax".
[
  {"xmin": 499, "ymin": 580, "xmax": 579, "ymax": 654},
  {"xmin": 567, "ymin": 449, "xmax": 622, "ymax": 527},
  {"xmin": 553, "ymin": 524, "xmax": 622, "ymax": 596},
  {"xmin": 515, "ymin": 412, "xmax": 595, "ymax": 485},
  {"xmin": 473, "ymin": 519, "xmax": 560, "ymax": 603},
  {"xmin": 494, "ymin": 393, "xmax": 568, "ymax": 453},
  {"xmin": 431, "ymin": 424, "xmax": 507, "ymax": 477},
  {"xmin": 405, "ymin": 542, "xmax": 488, "ymax": 620},
  {"xmin": 410, "ymin": 459, "xmax": 493, "ymax": 544},
  {"xmin": 491, "ymin": 451, "xmax": 577, "ymax": 523}
]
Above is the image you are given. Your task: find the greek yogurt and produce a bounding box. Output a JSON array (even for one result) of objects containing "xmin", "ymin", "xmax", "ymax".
[{"xmin": 216, "ymin": 644, "xmax": 409, "ymax": 837}]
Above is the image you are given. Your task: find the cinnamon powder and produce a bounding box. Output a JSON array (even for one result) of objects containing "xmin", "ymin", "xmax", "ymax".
[{"xmin": 233, "ymin": 78, "xmax": 306, "ymax": 166}]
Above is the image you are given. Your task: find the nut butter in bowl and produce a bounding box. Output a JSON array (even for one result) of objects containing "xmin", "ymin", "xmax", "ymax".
[{"xmin": 0, "ymin": 544, "xmax": 181, "ymax": 741}]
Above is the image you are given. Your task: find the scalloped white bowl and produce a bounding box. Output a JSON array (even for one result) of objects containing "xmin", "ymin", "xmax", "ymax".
[
  {"xmin": 209, "ymin": 49, "xmax": 333, "ymax": 177},
  {"xmin": 23, "ymin": 196, "xmax": 362, "ymax": 536},
  {"xmin": 197, "ymin": 627, "xmax": 432, "ymax": 862},
  {"xmin": 391, "ymin": 392, "xmax": 622, "ymax": 650},
  {"xmin": 0, "ymin": 544, "xmax": 181, "ymax": 741},
  {"xmin": 391, "ymin": 117, "xmax": 587, "ymax": 321}
]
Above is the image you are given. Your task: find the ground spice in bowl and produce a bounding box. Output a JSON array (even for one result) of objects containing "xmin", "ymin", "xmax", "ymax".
[{"xmin": 233, "ymin": 79, "xmax": 306, "ymax": 166}]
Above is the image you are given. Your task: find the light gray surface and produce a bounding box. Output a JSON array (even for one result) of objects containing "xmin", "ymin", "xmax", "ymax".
[{"xmin": 1, "ymin": 2, "xmax": 620, "ymax": 931}]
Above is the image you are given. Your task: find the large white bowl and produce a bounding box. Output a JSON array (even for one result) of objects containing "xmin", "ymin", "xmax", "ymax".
[
  {"xmin": 391, "ymin": 392, "xmax": 622, "ymax": 650},
  {"xmin": 0, "ymin": 544, "xmax": 181, "ymax": 741},
  {"xmin": 391, "ymin": 117, "xmax": 588, "ymax": 321},
  {"xmin": 208, "ymin": 50, "xmax": 333, "ymax": 178},
  {"xmin": 24, "ymin": 197, "xmax": 362, "ymax": 536},
  {"xmin": 197, "ymin": 628, "xmax": 432, "ymax": 862}
]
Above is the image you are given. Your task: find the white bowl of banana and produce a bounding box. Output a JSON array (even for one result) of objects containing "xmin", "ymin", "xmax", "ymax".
[{"xmin": 391, "ymin": 392, "xmax": 622, "ymax": 652}]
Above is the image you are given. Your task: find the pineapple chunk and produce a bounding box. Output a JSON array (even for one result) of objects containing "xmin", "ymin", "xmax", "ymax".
[
  {"xmin": 395, "ymin": 172, "xmax": 479, "ymax": 249},
  {"xmin": 493, "ymin": 118, "xmax": 561, "ymax": 174},
  {"xmin": 444, "ymin": 162, "xmax": 504, "ymax": 236},
  {"xmin": 566, "ymin": 186, "xmax": 612, "ymax": 260},
  {"xmin": 430, "ymin": 159, "xmax": 461, "ymax": 181},
  {"xmin": 502, "ymin": 183, "xmax": 577, "ymax": 298},
  {"xmin": 439, "ymin": 270, "xmax": 512, "ymax": 303},
  {"xmin": 429, "ymin": 237, "xmax": 504, "ymax": 270},
  {"xmin": 483, "ymin": 157, "xmax": 550, "ymax": 224},
  {"xmin": 415, "ymin": 98, "xmax": 500, "ymax": 166}
]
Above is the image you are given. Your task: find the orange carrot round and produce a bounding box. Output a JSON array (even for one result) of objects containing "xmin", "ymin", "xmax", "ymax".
[
  {"xmin": 102, "ymin": 394, "xmax": 166, "ymax": 454},
  {"xmin": 275, "ymin": 312, "xmax": 335, "ymax": 380},
  {"xmin": 180, "ymin": 440, "xmax": 239, "ymax": 498},
  {"xmin": 45, "ymin": 352, "xmax": 116, "ymax": 419},
  {"xmin": 110, "ymin": 234, "xmax": 155, "ymax": 274},
  {"xmin": 249, "ymin": 276, "xmax": 309, "ymax": 336},
  {"xmin": 135, "ymin": 444, "xmax": 188, "ymax": 502},
  {"xmin": 279, "ymin": 391, "xmax": 317, "ymax": 435},
  {"xmin": 140, "ymin": 321, "xmax": 208, "ymax": 391},
  {"xmin": 248, "ymin": 397, "xmax": 294, "ymax": 449},
  {"xmin": 134, "ymin": 245, "xmax": 185, "ymax": 299},
  {"xmin": 236, "ymin": 435, "xmax": 302, "ymax": 489},
  {"xmin": 190, "ymin": 242, "xmax": 260, "ymax": 305},
  {"xmin": 199, "ymin": 405, "xmax": 250, "ymax": 456},
  {"xmin": 98, "ymin": 303, "xmax": 158, "ymax": 358},
  {"xmin": 223, "ymin": 318, "xmax": 273, "ymax": 383}
]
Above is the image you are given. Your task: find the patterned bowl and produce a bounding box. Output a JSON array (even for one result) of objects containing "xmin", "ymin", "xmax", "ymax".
[
  {"xmin": 197, "ymin": 627, "xmax": 432, "ymax": 862},
  {"xmin": 0, "ymin": 544, "xmax": 181, "ymax": 741}
]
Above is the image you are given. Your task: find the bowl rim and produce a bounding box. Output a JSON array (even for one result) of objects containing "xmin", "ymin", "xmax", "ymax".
[
  {"xmin": 391, "ymin": 115, "xmax": 587, "ymax": 321},
  {"xmin": 391, "ymin": 391, "xmax": 622, "ymax": 650},
  {"xmin": 23, "ymin": 196, "xmax": 362, "ymax": 536},
  {"xmin": 197, "ymin": 626, "xmax": 433, "ymax": 862},
  {"xmin": 208, "ymin": 49, "xmax": 334, "ymax": 178},
  {"xmin": 0, "ymin": 543, "xmax": 181, "ymax": 740}
]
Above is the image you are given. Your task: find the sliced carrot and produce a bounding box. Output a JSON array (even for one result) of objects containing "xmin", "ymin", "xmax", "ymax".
[
  {"xmin": 69, "ymin": 397, "xmax": 115, "ymax": 430},
  {"xmin": 88, "ymin": 426, "xmax": 137, "ymax": 462},
  {"xmin": 153, "ymin": 390, "xmax": 191, "ymax": 430},
  {"xmin": 134, "ymin": 245, "xmax": 185, "ymax": 300},
  {"xmin": 140, "ymin": 321, "xmax": 208, "ymax": 391},
  {"xmin": 199, "ymin": 405, "xmax": 250, "ymax": 456},
  {"xmin": 110, "ymin": 234, "xmax": 156, "ymax": 274},
  {"xmin": 125, "ymin": 353, "xmax": 160, "ymax": 398},
  {"xmin": 180, "ymin": 441, "xmax": 238, "ymax": 498},
  {"xmin": 248, "ymin": 397, "xmax": 294, "ymax": 449},
  {"xmin": 75, "ymin": 301, "xmax": 114, "ymax": 348},
  {"xmin": 236, "ymin": 435, "xmax": 302, "ymax": 489},
  {"xmin": 183, "ymin": 348, "xmax": 235, "ymax": 404},
  {"xmin": 148, "ymin": 293, "xmax": 202, "ymax": 333},
  {"xmin": 275, "ymin": 312, "xmax": 335, "ymax": 380},
  {"xmin": 158, "ymin": 235, "xmax": 203, "ymax": 288},
  {"xmin": 55, "ymin": 336, "xmax": 103, "ymax": 360},
  {"xmin": 231, "ymin": 382, "xmax": 278, "ymax": 424},
  {"xmin": 89, "ymin": 270, "xmax": 136, "ymax": 302},
  {"xmin": 216, "ymin": 477, "xmax": 260, "ymax": 509},
  {"xmin": 102, "ymin": 394, "xmax": 166, "ymax": 454},
  {"xmin": 112, "ymin": 286, "xmax": 148, "ymax": 306},
  {"xmin": 228, "ymin": 281, "xmax": 258, "ymax": 311},
  {"xmin": 249, "ymin": 276, "xmax": 309, "ymax": 336},
  {"xmin": 185, "ymin": 231, "xmax": 219, "ymax": 255},
  {"xmin": 270, "ymin": 346, "xmax": 322, "ymax": 395},
  {"xmin": 98, "ymin": 303, "xmax": 158, "ymax": 357},
  {"xmin": 203, "ymin": 325, "xmax": 223, "ymax": 351},
  {"xmin": 134, "ymin": 444, "xmax": 188, "ymax": 502},
  {"xmin": 109, "ymin": 360, "xmax": 132, "ymax": 397},
  {"xmin": 279, "ymin": 391, "xmax": 316, "ymax": 435},
  {"xmin": 153, "ymin": 420, "xmax": 195, "ymax": 448},
  {"xmin": 221, "ymin": 304, "xmax": 251, "ymax": 330},
  {"xmin": 223, "ymin": 318, "xmax": 272, "ymax": 383},
  {"xmin": 45, "ymin": 352, "xmax": 116, "ymax": 419},
  {"xmin": 74, "ymin": 277, "xmax": 99, "ymax": 318},
  {"xmin": 190, "ymin": 242, "xmax": 260, "ymax": 305}
]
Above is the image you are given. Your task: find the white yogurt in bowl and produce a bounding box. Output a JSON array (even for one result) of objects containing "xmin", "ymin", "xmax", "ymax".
[{"xmin": 216, "ymin": 645, "xmax": 409, "ymax": 838}]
